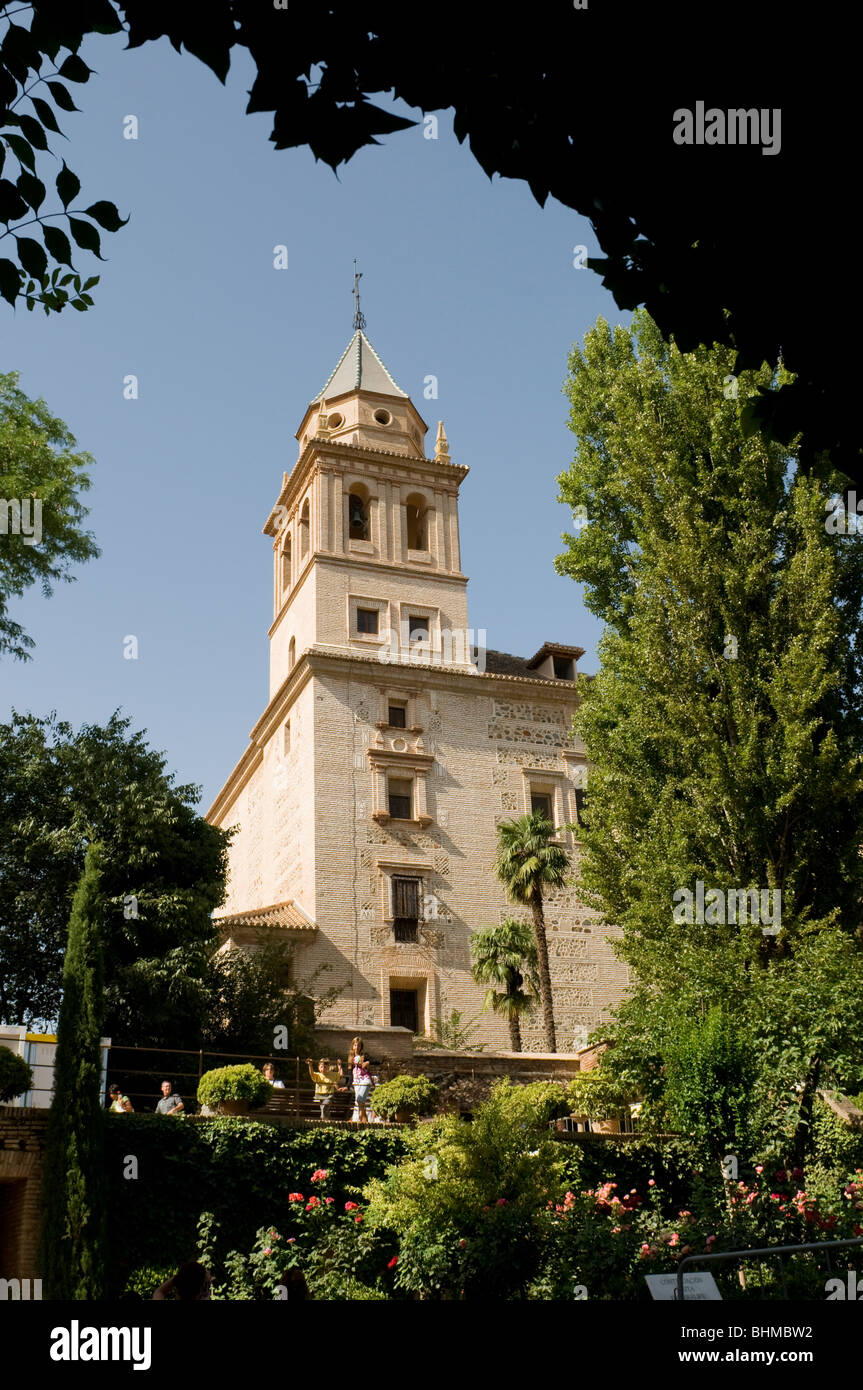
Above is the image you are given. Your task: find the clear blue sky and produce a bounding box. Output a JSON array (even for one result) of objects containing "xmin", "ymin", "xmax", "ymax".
[{"xmin": 2, "ymin": 33, "xmax": 628, "ymax": 811}]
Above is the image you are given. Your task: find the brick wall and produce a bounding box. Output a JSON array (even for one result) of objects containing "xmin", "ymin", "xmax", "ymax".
[{"xmin": 0, "ymin": 1108, "xmax": 48, "ymax": 1282}]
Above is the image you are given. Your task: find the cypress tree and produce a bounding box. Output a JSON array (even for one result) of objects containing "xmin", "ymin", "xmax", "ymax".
[{"xmin": 40, "ymin": 841, "xmax": 108, "ymax": 1299}]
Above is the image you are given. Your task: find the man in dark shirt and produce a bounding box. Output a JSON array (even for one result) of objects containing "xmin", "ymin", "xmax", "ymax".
[{"xmin": 155, "ymin": 1080, "xmax": 184, "ymax": 1115}]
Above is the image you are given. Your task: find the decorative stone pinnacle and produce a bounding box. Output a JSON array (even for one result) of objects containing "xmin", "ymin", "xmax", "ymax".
[{"xmin": 435, "ymin": 420, "xmax": 450, "ymax": 463}]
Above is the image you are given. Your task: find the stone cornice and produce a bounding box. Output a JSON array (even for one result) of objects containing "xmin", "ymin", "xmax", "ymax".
[
  {"xmin": 303, "ymin": 647, "xmax": 582, "ymax": 697},
  {"xmin": 367, "ymin": 747, "xmax": 436, "ymax": 768}
]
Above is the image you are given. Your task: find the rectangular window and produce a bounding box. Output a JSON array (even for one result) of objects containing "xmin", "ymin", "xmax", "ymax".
[
  {"xmin": 390, "ymin": 987, "xmax": 419, "ymax": 1032},
  {"xmin": 531, "ymin": 792, "xmax": 553, "ymax": 821},
  {"xmin": 392, "ymin": 876, "xmax": 421, "ymax": 942},
  {"xmin": 574, "ymin": 787, "xmax": 587, "ymax": 822},
  {"xmin": 388, "ymin": 778, "xmax": 413, "ymax": 820},
  {"xmin": 356, "ymin": 607, "xmax": 379, "ymax": 635},
  {"xmin": 408, "ymin": 616, "xmax": 429, "ymax": 642},
  {"xmin": 387, "ymin": 702, "xmax": 407, "ymax": 728},
  {"xmin": 553, "ymin": 656, "xmax": 575, "ymax": 680}
]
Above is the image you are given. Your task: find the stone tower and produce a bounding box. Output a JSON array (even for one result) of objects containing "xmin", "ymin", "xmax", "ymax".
[{"xmin": 208, "ymin": 318, "xmax": 625, "ymax": 1049}]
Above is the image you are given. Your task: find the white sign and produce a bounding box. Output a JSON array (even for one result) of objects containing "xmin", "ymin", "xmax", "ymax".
[{"xmin": 645, "ymin": 1273, "xmax": 723, "ymax": 1301}]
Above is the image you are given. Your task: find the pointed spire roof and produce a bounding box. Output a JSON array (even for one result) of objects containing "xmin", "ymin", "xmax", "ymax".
[{"xmin": 312, "ymin": 329, "xmax": 408, "ymax": 403}]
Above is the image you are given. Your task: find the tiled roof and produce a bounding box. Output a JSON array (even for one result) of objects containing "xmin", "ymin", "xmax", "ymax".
[
  {"xmin": 314, "ymin": 330, "xmax": 408, "ymax": 402},
  {"xmin": 483, "ymin": 648, "xmax": 533, "ymax": 676},
  {"xmin": 212, "ymin": 901, "xmax": 316, "ymax": 931}
]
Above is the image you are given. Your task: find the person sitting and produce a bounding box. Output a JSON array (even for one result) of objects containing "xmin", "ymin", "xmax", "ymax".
[
  {"xmin": 262, "ymin": 1062, "xmax": 285, "ymax": 1088},
  {"xmin": 108, "ymin": 1084, "xmax": 134, "ymax": 1113}
]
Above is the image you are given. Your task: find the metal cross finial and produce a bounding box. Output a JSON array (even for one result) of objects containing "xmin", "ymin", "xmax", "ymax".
[{"xmin": 352, "ymin": 259, "xmax": 366, "ymax": 331}]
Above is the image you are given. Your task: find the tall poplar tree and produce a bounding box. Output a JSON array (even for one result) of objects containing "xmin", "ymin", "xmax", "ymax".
[{"xmin": 555, "ymin": 312, "xmax": 863, "ymax": 1153}]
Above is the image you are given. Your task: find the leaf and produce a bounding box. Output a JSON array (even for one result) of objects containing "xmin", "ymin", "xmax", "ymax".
[
  {"xmin": 43, "ymin": 225, "xmax": 75, "ymax": 267},
  {"xmin": 46, "ymin": 81, "xmax": 79, "ymax": 113},
  {"xmin": 84, "ymin": 200, "xmax": 129, "ymax": 232},
  {"xmin": 56, "ymin": 161, "xmax": 81, "ymax": 209},
  {"xmin": 16, "ymin": 170, "xmax": 46, "ymax": 213},
  {"xmin": 4, "ymin": 132, "xmax": 36, "ymax": 174},
  {"xmin": 0, "ymin": 257, "xmax": 22, "ymax": 305},
  {"xmin": 30, "ymin": 96, "xmax": 63, "ymax": 135},
  {"xmin": 17, "ymin": 114, "xmax": 49, "ymax": 152},
  {"xmin": 0, "ymin": 176, "xmax": 29, "ymax": 222},
  {"xmin": 15, "ymin": 236, "xmax": 47, "ymax": 278},
  {"xmin": 82, "ymin": 276, "xmax": 99, "ymax": 291},
  {"xmin": 58, "ymin": 54, "xmax": 91, "ymax": 83},
  {"xmin": 67, "ymin": 218, "xmax": 104, "ymax": 258}
]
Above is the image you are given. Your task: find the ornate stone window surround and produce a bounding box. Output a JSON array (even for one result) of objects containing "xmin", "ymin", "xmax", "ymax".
[
  {"xmin": 396, "ymin": 600, "xmax": 440, "ymax": 660},
  {"xmin": 368, "ymin": 745, "xmax": 435, "ymax": 826},
  {"xmin": 521, "ymin": 769, "xmax": 569, "ymax": 826},
  {"xmin": 348, "ymin": 594, "xmax": 390, "ymax": 647},
  {"xmin": 375, "ymin": 686, "xmax": 422, "ymax": 732},
  {"xmin": 375, "ymin": 858, "xmax": 434, "ymax": 923}
]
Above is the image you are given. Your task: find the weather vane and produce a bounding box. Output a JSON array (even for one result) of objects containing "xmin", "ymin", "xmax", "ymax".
[{"xmin": 352, "ymin": 259, "xmax": 366, "ymax": 331}]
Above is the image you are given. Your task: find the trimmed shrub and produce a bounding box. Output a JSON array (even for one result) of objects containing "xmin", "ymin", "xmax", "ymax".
[
  {"xmin": 369, "ymin": 1074, "xmax": 439, "ymax": 1120},
  {"xmin": 0, "ymin": 1046, "xmax": 32, "ymax": 1102},
  {"xmin": 197, "ymin": 1063, "xmax": 271, "ymax": 1109}
]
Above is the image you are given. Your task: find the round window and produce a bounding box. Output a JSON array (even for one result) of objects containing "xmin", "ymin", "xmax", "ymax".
[
  {"xmin": 374, "ymin": 409, "xmax": 392, "ymax": 425},
  {"xmin": 328, "ymin": 412, "xmax": 343, "ymax": 429}
]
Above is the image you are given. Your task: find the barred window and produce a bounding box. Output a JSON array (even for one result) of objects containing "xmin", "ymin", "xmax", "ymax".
[{"xmin": 393, "ymin": 876, "xmax": 421, "ymax": 942}]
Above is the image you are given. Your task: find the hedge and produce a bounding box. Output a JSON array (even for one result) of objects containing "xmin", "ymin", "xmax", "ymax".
[{"xmin": 102, "ymin": 1114, "xmax": 407, "ymax": 1292}]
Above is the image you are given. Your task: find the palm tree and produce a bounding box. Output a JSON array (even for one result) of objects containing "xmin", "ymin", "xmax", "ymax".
[
  {"xmin": 470, "ymin": 918, "xmax": 538, "ymax": 1052},
  {"xmin": 494, "ymin": 811, "xmax": 570, "ymax": 1052}
]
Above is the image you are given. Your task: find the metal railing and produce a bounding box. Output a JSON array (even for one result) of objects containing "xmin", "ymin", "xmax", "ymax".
[
  {"xmin": 675, "ymin": 1236, "xmax": 863, "ymax": 1300},
  {"xmin": 105, "ymin": 1043, "xmax": 398, "ymax": 1116}
]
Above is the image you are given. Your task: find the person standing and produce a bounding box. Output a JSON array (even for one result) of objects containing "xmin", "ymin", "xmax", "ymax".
[
  {"xmin": 352, "ymin": 1053, "xmax": 373, "ymax": 1124},
  {"xmin": 306, "ymin": 1057, "xmax": 343, "ymax": 1119},
  {"xmin": 155, "ymin": 1080, "xmax": 184, "ymax": 1115}
]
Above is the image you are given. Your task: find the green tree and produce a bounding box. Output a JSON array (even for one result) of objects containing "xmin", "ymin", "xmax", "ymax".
[
  {"xmin": 0, "ymin": 710, "xmax": 229, "ymax": 1043},
  {"xmin": 0, "ymin": 371, "xmax": 99, "ymax": 658},
  {"xmin": 40, "ymin": 841, "xmax": 108, "ymax": 1300},
  {"xmin": 494, "ymin": 813, "xmax": 570, "ymax": 1053},
  {"xmin": 205, "ymin": 934, "xmax": 341, "ymax": 1058},
  {"xmin": 662, "ymin": 1008, "xmax": 754, "ymax": 1166},
  {"xmin": 470, "ymin": 918, "xmax": 538, "ymax": 1052},
  {"xmin": 555, "ymin": 311, "xmax": 863, "ymax": 1159}
]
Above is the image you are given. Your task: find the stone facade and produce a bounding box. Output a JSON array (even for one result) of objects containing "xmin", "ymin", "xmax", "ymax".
[{"xmin": 207, "ymin": 328, "xmax": 628, "ymax": 1050}]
